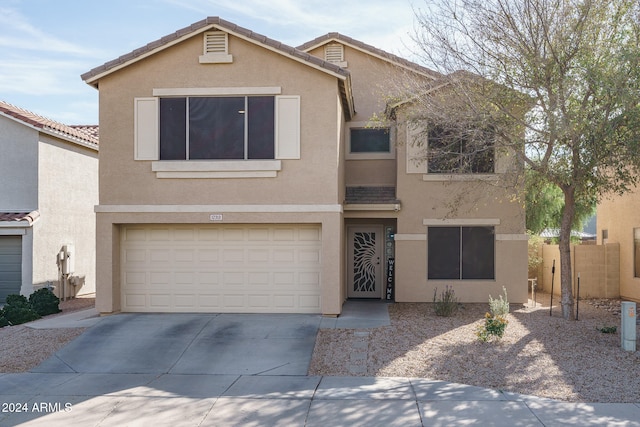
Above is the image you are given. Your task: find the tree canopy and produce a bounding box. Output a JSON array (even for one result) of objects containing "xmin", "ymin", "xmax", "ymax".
[{"xmin": 406, "ymin": 0, "xmax": 640, "ymax": 319}]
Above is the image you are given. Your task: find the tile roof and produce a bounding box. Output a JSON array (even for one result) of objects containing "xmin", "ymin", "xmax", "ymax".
[
  {"xmin": 0, "ymin": 101, "xmax": 99, "ymax": 148},
  {"xmin": 345, "ymin": 186, "xmax": 400, "ymax": 204},
  {"xmin": 81, "ymin": 17, "xmax": 351, "ymax": 85},
  {"xmin": 0, "ymin": 211, "xmax": 40, "ymax": 226},
  {"xmin": 297, "ymin": 33, "xmax": 442, "ymax": 80}
]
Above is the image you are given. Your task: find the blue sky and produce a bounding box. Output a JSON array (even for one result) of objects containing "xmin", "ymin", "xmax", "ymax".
[{"xmin": 0, "ymin": 0, "xmax": 422, "ymax": 125}]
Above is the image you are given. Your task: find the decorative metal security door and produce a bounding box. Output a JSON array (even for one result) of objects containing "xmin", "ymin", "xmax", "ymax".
[{"xmin": 347, "ymin": 226, "xmax": 383, "ymax": 298}]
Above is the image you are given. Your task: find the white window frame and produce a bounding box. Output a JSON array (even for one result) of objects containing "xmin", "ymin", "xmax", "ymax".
[
  {"xmin": 346, "ymin": 121, "xmax": 395, "ymax": 160},
  {"xmin": 134, "ymin": 87, "xmax": 300, "ymax": 179}
]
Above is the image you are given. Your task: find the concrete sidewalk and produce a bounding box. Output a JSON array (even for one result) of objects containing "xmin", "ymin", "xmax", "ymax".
[
  {"xmin": 1, "ymin": 373, "xmax": 639, "ymax": 426},
  {"xmin": 1, "ymin": 303, "xmax": 638, "ymax": 426}
]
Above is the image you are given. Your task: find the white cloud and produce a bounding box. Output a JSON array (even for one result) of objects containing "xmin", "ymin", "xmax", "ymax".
[
  {"xmin": 0, "ymin": 7, "xmax": 95, "ymax": 56},
  {"xmin": 163, "ymin": 0, "xmax": 419, "ymax": 53}
]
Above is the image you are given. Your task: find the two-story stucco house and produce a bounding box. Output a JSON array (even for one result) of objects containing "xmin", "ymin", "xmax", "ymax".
[
  {"xmin": 81, "ymin": 17, "xmax": 527, "ymax": 316},
  {"xmin": 0, "ymin": 101, "xmax": 99, "ymax": 303}
]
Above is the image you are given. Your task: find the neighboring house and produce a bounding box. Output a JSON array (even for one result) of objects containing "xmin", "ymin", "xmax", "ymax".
[
  {"xmin": 0, "ymin": 101, "xmax": 99, "ymax": 303},
  {"xmin": 81, "ymin": 17, "xmax": 527, "ymax": 316},
  {"xmin": 598, "ymin": 191, "xmax": 640, "ymax": 302}
]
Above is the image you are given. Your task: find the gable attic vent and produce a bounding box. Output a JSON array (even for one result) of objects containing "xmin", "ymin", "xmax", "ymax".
[
  {"xmin": 325, "ymin": 43, "xmax": 348, "ymax": 67},
  {"xmin": 199, "ymin": 31, "xmax": 233, "ymax": 64}
]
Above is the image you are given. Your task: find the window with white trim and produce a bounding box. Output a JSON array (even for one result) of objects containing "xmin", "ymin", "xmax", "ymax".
[
  {"xmin": 160, "ymin": 96, "xmax": 275, "ymax": 160},
  {"xmin": 350, "ymin": 128, "xmax": 390, "ymax": 154},
  {"xmin": 427, "ymin": 125, "xmax": 495, "ymax": 174},
  {"xmin": 428, "ymin": 226, "xmax": 495, "ymax": 280}
]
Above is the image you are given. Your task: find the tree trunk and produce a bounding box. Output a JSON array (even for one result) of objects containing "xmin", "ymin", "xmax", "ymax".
[{"xmin": 559, "ymin": 187, "xmax": 576, "ymax": 320}]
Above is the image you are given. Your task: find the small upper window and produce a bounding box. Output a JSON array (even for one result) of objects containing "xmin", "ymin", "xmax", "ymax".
[
  {"xmin": 350, "ymin": 128, "xmax": 391, "ymax": 153},
  {"xmin": 427, "ymin": 125, "xmax": 494, "ymax": 174}
]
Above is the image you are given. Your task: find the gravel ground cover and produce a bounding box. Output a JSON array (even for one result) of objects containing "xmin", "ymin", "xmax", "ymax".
[
  {"xmin": 309, "ymin": 292, "xmax": 640, "ymax": 403},
  {"xmin": 0, "ymin": 297, "xmax": 94, "ymax": 373}
]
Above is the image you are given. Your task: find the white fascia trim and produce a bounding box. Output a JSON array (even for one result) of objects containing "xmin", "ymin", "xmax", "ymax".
[
  {"xmin": 84, "ymin": 25, "xmax": 216, "ymax": 86},
  {"xmin": 394, "ymin": 234, "xmax": 426, "ymax": 241},
  {"xmin": 95, "ymin": 204, "xmax": 343, "ymax": 213},
  {"xmin": 152, "ymin": 160, "xmax": 281, "ymax": 179},
  {"xmin": 0, "ymin": 112, "xmax": 98, "ymax": 152},
  {"xmin": 496, "ymin": 234, "xmax": 529, "ymax": 241},
  {"xmin": 343, "ymin": 204, "xmax": 401, "ymax": 212},
  {"xmin": 423, "ymin": 218, "xmax": 501, "ymax": 226},
  {"xmin": 301, "ymin": 38, "xmax": 438, "ymax": 80},
  {"xmin": 153, "ymin": 87, "xmax": 282, "ymax": 96},
  {"xmin": 219, "ymin": 26, "xmax": 348, "ymax": 81},
  {"xmin": 0, "ymin": 226, "xmax": 29, "ymax": 232}
]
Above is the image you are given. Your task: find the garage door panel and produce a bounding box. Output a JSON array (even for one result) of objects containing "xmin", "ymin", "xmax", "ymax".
[{"xmin": 121, "ymin": 224, "xmax": 322, "ymax": 313}]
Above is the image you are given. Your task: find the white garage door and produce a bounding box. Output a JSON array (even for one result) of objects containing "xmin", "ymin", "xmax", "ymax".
[{"xmin": 120, "ymin": 224, "xmax": 322, "ymax": 313}]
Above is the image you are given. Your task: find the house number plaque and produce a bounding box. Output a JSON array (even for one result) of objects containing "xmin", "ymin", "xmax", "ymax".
[{"xmin": 209, "ymin": 214, "xmax": 223, "ymax": 221}]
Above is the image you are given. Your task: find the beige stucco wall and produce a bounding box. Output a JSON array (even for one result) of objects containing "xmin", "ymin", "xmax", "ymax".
[
  {"xmin": 308, "ymin": 44, "xmax": 417, "ymax": 188},
  {"xmin": 98, "ymin": 34, "xmax": 343, "ymax": 207},
  {"xmin": 94, "ymin": 31, "xmax": 346, "ymax": 314},
  {"xmin": 539, "ymin": 243, "xmax": 620, "ymax": 299},
  {"xmin": 95, "ymin": 211, "xmax": 343, "ymax": 315},
  {"xmin": 34, "ymin": 135, "xmax": 98, "ymax": 297},
  {"xmin": 597, "ymin": 191, "xmax": 640, "ymax": 301},
  {"xmin": 392, "ymin": 115, "xmax": 528, "ymax": 303},
  {"xmin": 0, "ymin": 115, "xmax": 38, "ymax": 211}
]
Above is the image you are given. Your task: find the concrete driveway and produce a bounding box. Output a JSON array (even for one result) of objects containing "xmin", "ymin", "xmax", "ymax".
[{"xmin": 32, "ymin": 313, "xmax": 320, "ymax": 376}]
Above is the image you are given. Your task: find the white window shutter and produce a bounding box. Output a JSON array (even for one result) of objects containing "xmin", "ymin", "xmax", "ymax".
[
  {"xmin": 134, "ymin": 97, "xmax": 159, "ymax": 160},
  {"xmin": 275, "ymin": 96, "xmax": 300, "ymax": 159}
]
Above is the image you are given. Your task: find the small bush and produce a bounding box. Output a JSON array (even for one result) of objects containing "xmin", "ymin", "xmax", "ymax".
[
  {"xmin": 2, "ymin": 305, "xmax": 40, "ymax": 325},
  {"xmin": 598, "ymin": 325, "xmax": 617, "ymax": 334},
  {"xmin": 29, "ymin": 288, "xmax": 61, "ymax": 316},
  {"xmin": 488, "ymin": 286, "xmax": 509, "ymax": 316},
  {"xmin": 0, "ymin": 315, "xmax": 8, "ymax": 328},
  {"xmin": 477, "ymin": 312, "xmax": 509, "ymax": 342},
  {"xmin": 433, "ymin": 286, "xmax": 459, "ymax": 317},
  {"xmin": 5, "ymin": 294, "xmax": 29, "ymax": 307}
]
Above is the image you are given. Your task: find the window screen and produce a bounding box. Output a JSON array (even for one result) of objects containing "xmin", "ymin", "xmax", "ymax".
[
  {"xmin": 428, "ymin": 226, "xmax": 495, "ymax": 280},
  {"xmin": 159, "ymin": 96, "xmax": 275, "ymax": 160},
  {"xmin": 350, "ymin": 128, "xmax": 390, "ymax": 153}
]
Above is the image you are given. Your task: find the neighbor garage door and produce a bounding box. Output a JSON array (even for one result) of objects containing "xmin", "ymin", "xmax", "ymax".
[
  {"xmin": 0, "ymin": 235, "xmax": 22, "ymax": 305},
  {"xmin": 121, "ymin": 224, "xmax": 322, "ymax": 313}
]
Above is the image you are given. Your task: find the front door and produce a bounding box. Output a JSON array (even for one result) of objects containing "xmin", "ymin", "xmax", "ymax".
[{"xmin": 347, "ymin": 226, "xmax": 383, "ymax": 299}]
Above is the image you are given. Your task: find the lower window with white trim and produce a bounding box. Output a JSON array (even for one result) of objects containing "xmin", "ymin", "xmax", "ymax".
[{"xmin": 427, "ymin": 226, "xmax": 495, "ymax": 280}]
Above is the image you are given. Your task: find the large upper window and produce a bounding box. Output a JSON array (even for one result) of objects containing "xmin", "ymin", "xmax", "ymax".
[
  {"xmin": 159, "ymin": 96, "xmax": 275, "ymax": 160},
  {"xmin": 428, "ymin": 226, "xmax": 495, "ymax": 280},
  {"xmin": 427, "ymin": 125, "xmax": 494, "ymax": 173}
]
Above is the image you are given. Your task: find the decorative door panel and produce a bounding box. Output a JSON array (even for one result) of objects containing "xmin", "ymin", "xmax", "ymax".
[{"xmin": 347, "ymin": 226, "xmax": 383, "ymax": 298}]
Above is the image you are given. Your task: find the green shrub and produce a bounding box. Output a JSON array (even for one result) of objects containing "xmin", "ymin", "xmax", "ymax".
[
  {"xmin": 433, "ymin": 286, "xmax": 459, "ymax": 317},
  {"xmin": 29, "ymin": 288, "xmax": 61, "ymax": 316},
  {"xmin": 0, "ymin": 315, "xmax": 8, "ymax": 328},
  {"xmin": 598, "ymin": 325, "xmax": 617, "ymax": 334},
  {"xmin": 477, "ymin": 312, "xmax": 509, "ymax": 342},
  {"xmin": 2, "ymin": 304, "xmax": 40, "ymax": 325},
  {"xmin": 5, "ymin": 294, "xmax": 29, "ymax": 307},
  {"xmin": 488, "ymin": 286, "xmax": 509, "ymax": 316}
]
